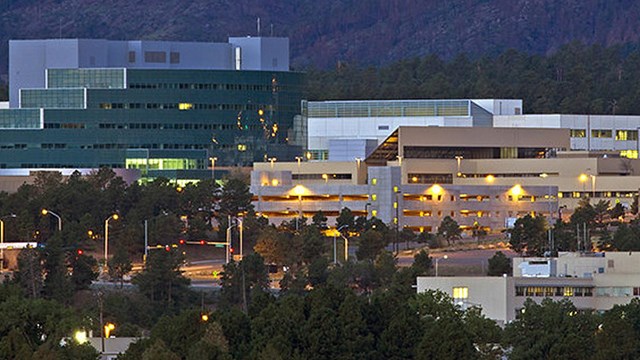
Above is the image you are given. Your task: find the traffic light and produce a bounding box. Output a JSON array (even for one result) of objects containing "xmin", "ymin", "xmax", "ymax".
[
  {"xmin": 76, "ymin": 249, "xmax": 84, "ymax": 256},
  {"xmin": 179, "ymin": 239, "xmax": 186, "ymax": 245},
  {"xmin": 229, "ymin": 247, "xmax": 234, "ymax": 254},
  {"xmin": 165, "ymin": 245, "xmax": 171, "ymax": 252},
  {"xmin": 200, "ymin": 240, "xmax": 206, "ymax": 245}
]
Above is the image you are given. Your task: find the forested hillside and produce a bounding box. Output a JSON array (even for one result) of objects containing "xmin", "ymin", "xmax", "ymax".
[
  {"xmin": 307, "ymin": 42, "xmax": 640, "ymax": 115},
  {"xmin": 2, "ymin": 0, "xmax": 640, "ymax": 77}
]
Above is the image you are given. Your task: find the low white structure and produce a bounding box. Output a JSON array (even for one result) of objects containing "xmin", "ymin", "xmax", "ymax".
[{"xmin": 417, "ymin": 252, "xmax": 640, "ymax": 325}]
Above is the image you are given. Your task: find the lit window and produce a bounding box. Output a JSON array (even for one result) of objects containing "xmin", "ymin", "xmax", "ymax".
[
  {"xmin": 570, "ymin": 129, "xmax": 586, "ymax": 138},
  {"xmin": 591, "ymin": 129, "xmax": 612, "ymax": 138},
  {"xmin": 616, "ymin": 130, "xmax": 638, "ymax": 141},
  {"xmin": 371, "ymin": 194, "xmax": 377, "ymax": 201},
  {"xmin": 393, "ymin": 186, "xmax": 398, "ymax": 192},
  {"xmin": 179, "ymin": 103, "xmax": 193, "ymax": 110},
  {"xmin": 237, "ymin": 144, "xmax": 247, "ymax": 151},
  {"xmin": 371, "ymin": 178, "xmax": 377, "ymax": 185},
  {"xmin": 621, "ymin": 150, "xmax": 639, "ymax": 159},
  {"xmin": 393, "ymin": 202, "xmax": 398, "ymax": 209},
  {"xmin": 563, "ymin": 287, "xmax": 574, "ymax": 297},
  {"xmin": 453, "ymin": 287, "xmax": 468, "ymax": 299},
  {"xmin": 371, "ymin": 210, "xmax": 378, "ymax": 217}
]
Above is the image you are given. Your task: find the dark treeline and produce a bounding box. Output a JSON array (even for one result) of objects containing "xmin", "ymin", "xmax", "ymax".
[
  {"xmin": 2, "ymin": 170, "xmax": 640, "ymax": 358},
  {"xmin": 306, "ymin": 42, "xmax": 640, "ymax": 115}
]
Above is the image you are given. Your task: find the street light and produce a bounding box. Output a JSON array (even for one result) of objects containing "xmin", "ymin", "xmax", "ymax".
[
  {"xmin": 104, "ymin": 214, "xmax": 119, "ymax": 272},
  {"xmin": 333, "ymin": 224, "xmax": 349, "ymax": 264},
  {"xmin": 268, "ymin": 157, "xmax": 277, "ymax": 170},
  {"xmin": 455, "ymin": 155, "xmax": 463, "ymax": 177},
  {"xmin": 226, "ymin": 215, "xmax": 237, "ymax": 264},
  {"xmin": 41, "ymin": 208, "xmax": 62, "ymax": 231},
  {"xmin": 209, "ymin": 157, "xmax": 217, "ymax": 182},
  {"xmin": 0, "ymin": 214, "xmax": 17, "ymax": 270},
  {"xmin": 435, "ymin": 255, "xmax": 448, "ymax": 277}
]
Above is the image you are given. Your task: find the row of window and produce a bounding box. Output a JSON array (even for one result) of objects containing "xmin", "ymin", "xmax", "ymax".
[
  {"xmin": 291, "ymin": 174, "xmax": 352, "ymax": 180},
  {"xmin": 516, "ymin": 286, "xmax": 594, "ymax": 297},
  {"xmin": 1, "ymin": 142, "xmax": 248, "ymax": 151},
  {"xmin": 404, "ymin": 210, "xmax": 541, "ymax": 218},
  {"xmin": 128, "ymin": 82, "xmax": 284, "ymax": 92},
  {"xmin": 558, "ymin": 191, "xmax": 638, "ymax": 198},
  {"xmin": 98, "ymin": 102, "xmax": 275, "ymax": 111},
  {"xmin": 16, "ymin": 163, "xmax": 123, "ymax": 169},
  {"xmin": 571, "ymin": 129, "xmax": 639, "ymax": 140},
  {"xmin": 97, "ymin": 123, "xmax": 256, "ymax": 131}
]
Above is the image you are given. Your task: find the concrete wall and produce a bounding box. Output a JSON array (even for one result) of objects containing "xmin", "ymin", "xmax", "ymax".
[
  {"xmin": 417, "ymin": 276, "xmax": 513, "ymax": 325},
  {"xmin": 228, "ymin": 37, "xmax": 289, "ymax": 71}
]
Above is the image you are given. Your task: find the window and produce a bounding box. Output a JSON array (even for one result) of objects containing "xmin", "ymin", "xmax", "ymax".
[
  {"xmin": 237, "ymin": 144, "xmax": 246, "ymax": 151},
  {"xmin": 144, "ymin": 51, "xmax": 166, "ymax": 63},
  {"xmin": 616, "ymin": 130, "xmax": 638, "ymax": 141},
  {"xmin": 371, "ymin": 194, "xmax": 377, "ymax": 201},
  {"xmin": 378, "ymin": 125, "xmax": 390, "ymax": 130},
  {"xmin": 570, "ymin": 129, "xmax": 586, "ymax": 138},
  {"xmin": 591, "ymin": 129, "xmax": 612, "ymax": 138},
  {"xmin": 170, "ymin": 52, "xmax": 180, "ymax": 64},
  {"xmin": 514, "ymin": 107, "xmax": 521, "ymax": 115},
  {"xmin": 371, "ymin": 178, "xmax": 377, "ymax": 185},
  {"xmin": 621, "ymin": 150, "xmax": 639, "ymax": 159},
  {"xmin": 453, "ymin": 287, "xmax": 468, "ymax": 299},
  {"xmin": 371, "ymin": 210, "xmax": 378, "ymax": 217},
  {"xmin": 178, "ymin": 103, "xmax": 193, "ymax": 110},
  {"xmin": 128, "ymin": 51, "xmax": 136, "ymax": 63}
]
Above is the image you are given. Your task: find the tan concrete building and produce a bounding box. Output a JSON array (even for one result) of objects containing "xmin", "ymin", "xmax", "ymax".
[
  {"xmin": 252, "ymin": 127, "xmax": 569, "ymax": 231},
  {"xmin": 251, "ymin": 126, "xmax": 640, "ymax": 230},
  {"xmin": 417, "ymin": 252, "xmax": 640, "ymax": 325}
]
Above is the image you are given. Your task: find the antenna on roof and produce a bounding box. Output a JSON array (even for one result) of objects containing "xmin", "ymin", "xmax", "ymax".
[
  {"xmin": 270, "ymin": 24, "xmax": 274, "ymax": 37},
  {"xmin": 257, "ymin": 17, "xmax": 261, "ymax": 36}
]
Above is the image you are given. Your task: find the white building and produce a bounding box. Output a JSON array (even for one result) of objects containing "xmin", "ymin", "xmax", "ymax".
[
  {"xmin": 302, "ymin": 99, "xmax": 640, "ymax": 160},
  {"xmin": 417, "ymin": 252, "xmax": 640, "ymax": 325}
]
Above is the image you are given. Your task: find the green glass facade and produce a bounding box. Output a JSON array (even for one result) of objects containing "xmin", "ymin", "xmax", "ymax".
[{"xmin": 0, "ymin": 68, "xmax": 304, "ymax": 180}]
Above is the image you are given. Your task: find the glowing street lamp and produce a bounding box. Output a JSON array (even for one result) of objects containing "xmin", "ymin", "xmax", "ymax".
[
  {"xmin": 268, "ymin": 157, "xmax": 277, "ymax": 170},
  {"xmin": 209, "ymin": 156, "xmax": 217, "ymax": 182},
  {"xmin": 435, "ymin": 255, "xmax": 448, "ymax": 277},
  {"xmin": 104, "ymin": 323, "xmax": 115, "ymax": 338},
  {"xmin": 104, "ymin": 214, "xmax": 119, "ymax": 271},
  {"xmin": 41, "ymin": 208, "xmax": 62, "ymax": 231},
  {"xmin": 455, "ymin": 155, "xmax": 464, "ymax": 177}
]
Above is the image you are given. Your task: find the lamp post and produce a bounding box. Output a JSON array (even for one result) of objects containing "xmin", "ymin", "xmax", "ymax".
[
  {"xmin": 41, "ymin": 208, "xmax": 62, "ymax": 231},
  {"xmin": 0, "ymin": 214, "xmax": 16, "ymax": 270},
  {"xmin": 268, "ymin": 157, "xmax": 277, "ymax": 170},
  {"xmin": 394, "ymin": 190, "xmax": 400, "ymax": 253},
  {"xmin": 455, "ymin": 155, "xmax": 463, "ymax": 177},
  {"xmin": 341, "ymin": 232, "xmax": 349, "ymax": 263},
  {"xmin": 334, "ymin": 225, "xmax": 348, "ymax": 264},
  {"xmin": 295, "ymin": 156, "xmax": 302, "ymax": 175},
  {"xmin": 104, "ymin": 214, "xmax": 119, "ymax": 272},
  {"xmin": 209, "ymin": 157, "xmax": 217, "ymax": 182},
  {"xmin": 435, "ymin": 255, "xmax": 448, "ymax": 277},
  {"xmin": 225, "ymin": 215, "xmax": 238, "ymax": 264},
  {"xmin": 238, "ymin": 217, "xmax": 244, "ymax": 260}
]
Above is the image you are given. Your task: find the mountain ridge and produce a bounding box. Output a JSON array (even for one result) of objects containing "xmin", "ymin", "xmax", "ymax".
[{"xmin": 1, "ymin": 0, "xmax": 640, "ymax": 80}]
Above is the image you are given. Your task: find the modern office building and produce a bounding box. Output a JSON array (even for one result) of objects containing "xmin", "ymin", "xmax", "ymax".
[
  {"xmin": 251, "ymin": 126, "xmax": 567, "ymax": 231},
  {"xmin": 302, "ymin": 99, "xmax": 640, "ymax": 161},
  {"xmin": 251, "ymin": 125, "xmax": 640, "ymax": 230},
  {"xmin": 300, "ymin": 99, "xmax": 522, "ymax": 160},
  {"xmin": 417, "ymin": 252, "xmax": 640, "ymax": 325},
  {"xmin": 0, "ymin": 37, "xmax": 304, "ymax": 182}
]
